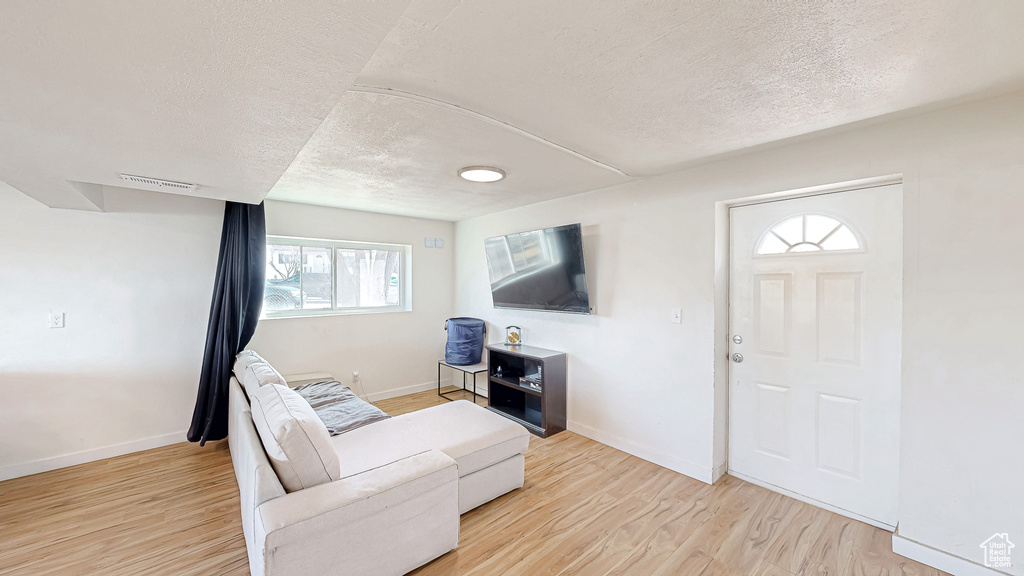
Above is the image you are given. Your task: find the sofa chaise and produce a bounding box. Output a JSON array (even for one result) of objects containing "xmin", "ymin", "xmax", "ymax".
[{"xmin": 227, "ymin": 351, "xmax": 530, "ymax": 576}]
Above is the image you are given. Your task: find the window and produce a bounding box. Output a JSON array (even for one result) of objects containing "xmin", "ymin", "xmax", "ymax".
[
  {"xmin": 263, "ymin": 236, "xmax": 411, "ymax": 317},
  {"xmin": 756, "ymin": 214, "xmax": 861, "ymax": 255}
]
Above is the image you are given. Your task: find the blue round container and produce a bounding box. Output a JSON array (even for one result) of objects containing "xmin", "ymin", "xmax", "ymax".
[{"xmin": 444, "ymin": 317, "xmax": 486, "ymax": 365}]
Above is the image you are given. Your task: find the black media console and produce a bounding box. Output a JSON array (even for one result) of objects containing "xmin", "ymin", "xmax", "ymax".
[{"xmin": 486, "ymin": 344, "xmax": 566, "ymax": 438}]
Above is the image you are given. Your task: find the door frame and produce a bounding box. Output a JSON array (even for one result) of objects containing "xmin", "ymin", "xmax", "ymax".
[{"xmin": 711, "ymin": 174, "xmax": 904, "ymax": 527}]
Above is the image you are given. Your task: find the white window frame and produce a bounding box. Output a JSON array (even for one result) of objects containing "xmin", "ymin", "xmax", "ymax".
[
  {"xmin": 753, "ymin": 213, "xmax": 865, "ymax": 258},
  {"xmin": 262, "ymin": 235, "xmax": 412, "ymax": 319}
]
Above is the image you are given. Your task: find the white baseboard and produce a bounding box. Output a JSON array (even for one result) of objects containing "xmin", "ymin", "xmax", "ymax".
[
  {"xmin": 728, "ymin": 470, "xmax": 895, "ymax": 531},
  {"xmin": 365, "ymin": 380, "xmax": 437, "ymax": 402},
  {"xmin": 712, "ymin": 461, "xmax": 729, "ymax": 483},
  {"xmin": 366, "ymin": 379, "xmax": 490, "ymax": 403},
  {"xmin": 892, "ymin": 532, "xmax": 1006, "ymax": 576},
  {"xmin": 568, "ymin": 420, "xmax": 714, "ymax": 484},
  {"xmin": 0, "ymin": 430, "xmax": 187, "ymax": 482}
]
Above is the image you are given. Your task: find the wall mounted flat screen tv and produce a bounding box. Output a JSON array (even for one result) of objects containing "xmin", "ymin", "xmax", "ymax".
[{"xmin": 484, "ymin": 223, "xmax": 591, "ymax": 314}]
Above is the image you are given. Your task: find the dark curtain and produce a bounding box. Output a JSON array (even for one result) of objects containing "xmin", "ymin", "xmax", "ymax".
[{"xmin": 187, "ymin": 201, "xmax": 266, "ymax": 445}]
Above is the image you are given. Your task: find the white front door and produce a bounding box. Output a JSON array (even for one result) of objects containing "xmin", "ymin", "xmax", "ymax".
[{"xmin": 728, "ymin": 184, "xmax": 902, "ymax": 529}]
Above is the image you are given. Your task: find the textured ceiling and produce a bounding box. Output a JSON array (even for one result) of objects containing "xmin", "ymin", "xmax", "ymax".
[
  {"xmin": 0, "ymin": 0, "xmax": 411, "ymax": 210},
  {"xmin": 5, "ymin": 1, "xmax": 1024, "ymax": 218},
  {"xmin": 268, "ymin": 91, "xmax": 629, "ymax": 220},
  {"xmin": 278, "ymin": 0, "xmax": 1024, "ymax": 220},
  {"xmin": 355, "ymin": 0, "xmax": 1024, "ymax": 178}
]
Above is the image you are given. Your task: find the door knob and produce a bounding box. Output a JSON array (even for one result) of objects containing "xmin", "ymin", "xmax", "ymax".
[
  {"xmin": 732, "ymin": 353, "xmax": 744, "ymax": 363},
  {"xmin": 732, "ymin": 335, "xmax": 743, "ymax": 344}
]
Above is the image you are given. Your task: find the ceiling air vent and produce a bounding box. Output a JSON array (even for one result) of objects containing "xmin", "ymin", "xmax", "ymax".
[{"xmin": 120, "ymin": 174, "xmax": 197, "ymax": 192}]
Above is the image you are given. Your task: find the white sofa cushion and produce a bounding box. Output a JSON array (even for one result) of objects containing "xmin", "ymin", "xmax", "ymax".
[
  {"xmin": 250, "ymin": 384, "xmax": 341, "ymax": 493},
  {"xmin": 237, "ymin": 353, "xmax": 287, "ymax": 399},
  {"xmin": 330, "ymin": 400, "xmax": 530, "ymax": 479},
  {"xmin": 234, "ymin": 350, "xmax": 263, "ymax": 379}
]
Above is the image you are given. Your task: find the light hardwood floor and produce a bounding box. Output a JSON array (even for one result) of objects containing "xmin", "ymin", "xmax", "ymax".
[{"xmin": 0, "ymin": 388, "xmax": 945, "ymax": 576}]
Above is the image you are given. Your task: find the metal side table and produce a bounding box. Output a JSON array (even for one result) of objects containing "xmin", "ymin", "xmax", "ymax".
[{"xmin": 437, "ymin": 360, "xmax": 487, "ymax": 403}]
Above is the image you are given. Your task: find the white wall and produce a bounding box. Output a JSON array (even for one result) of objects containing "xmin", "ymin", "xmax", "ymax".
[
  {"xmin": 0, "ymin": 184, "xmax": 223, "ymax": 480},
  {"xmin": 248, "ymin": 201, "xmax": 455, "ymax": 401},
  {"xmin": 455, "ymin": 92, "xmax": 1024, "ymax": 573},
  {"xmin": 0, "ymin": 194, "xmax": 454, "ymax": 480}
]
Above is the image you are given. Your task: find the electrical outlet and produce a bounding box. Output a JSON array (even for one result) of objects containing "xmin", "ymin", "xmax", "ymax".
[
  {"xmin": 352, "ymin": 371, "xmax": 359, "ymax": 382},
  {"xmin": 48, "ymin": 312, "xmax": 65, "ymax": 328}
]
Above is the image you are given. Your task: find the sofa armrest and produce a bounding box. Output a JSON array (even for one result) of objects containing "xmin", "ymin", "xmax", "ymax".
[{"xmin": 253, "ymin": 449, "xmax": 459, "ymax": 576}]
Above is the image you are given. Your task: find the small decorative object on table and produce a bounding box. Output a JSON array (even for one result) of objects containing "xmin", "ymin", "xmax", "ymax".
[{"xmin": 505, "ymin": 325, "xmax": 522, "ymax": 347}]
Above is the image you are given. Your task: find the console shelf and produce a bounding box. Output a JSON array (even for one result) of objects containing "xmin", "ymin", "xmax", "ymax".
[
  {"xmin": 486, "ymin": 344, "xmax": 566, "ymax": 438},
  {"xmin": 489, "ymin": 375, "xmax": 542, "ymax": 396}
]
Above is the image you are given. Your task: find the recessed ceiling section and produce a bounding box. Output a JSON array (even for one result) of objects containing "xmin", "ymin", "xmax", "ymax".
[
  {"xmin": 0, "ymin": 0, "xmax": 413, "ymax": 210},
  {"xmin": 266, "ymin": 91, "xmax": 629, "ymax": 220},
  {"xmin": 358, "ymin": 0, "xmax": 1024, "ymax": 177}
]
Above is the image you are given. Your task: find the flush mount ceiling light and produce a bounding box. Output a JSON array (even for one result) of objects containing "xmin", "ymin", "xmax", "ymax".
[{"xmin": 458, "ymin": 166, "xmax": 505, "ymax": 183}]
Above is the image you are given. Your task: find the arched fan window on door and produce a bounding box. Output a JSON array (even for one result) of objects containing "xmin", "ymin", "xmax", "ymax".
[{"xmin": 756, "ymin": 214, "xmax": 861, "ymax": 255}]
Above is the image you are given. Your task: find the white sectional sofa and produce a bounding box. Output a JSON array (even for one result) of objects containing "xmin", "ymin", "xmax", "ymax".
[{"xmin": 227, "ymin": 352, "xmax": 530, "ymax": 576}]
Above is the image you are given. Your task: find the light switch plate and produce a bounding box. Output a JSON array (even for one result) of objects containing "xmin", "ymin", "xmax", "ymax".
[
  {"xmin": 49, "ymin": 312, "xmax": 65, "ymax": 328},
  {"xmin": 671, "ymin": 308, "xmax": 682, "ymax": 324},
  {"xmin": 424, "ymin": 237, "xmax": 436, "ymax": 248},
  {"xmin": 434, "ymin": 237, "xmax": 445, "ymax": 249}
]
